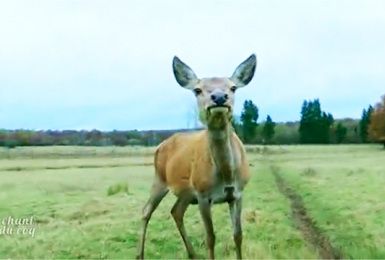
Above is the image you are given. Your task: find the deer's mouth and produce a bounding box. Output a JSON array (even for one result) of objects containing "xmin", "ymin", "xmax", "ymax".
[
  {"xmin": 206, "ymin": 105, "xmax": 232, "ymax": 128},
  {"xmin": 206, "ymin": 105, "xmax": 232, "ymax": 126},
  {"xmin": 207, "ymin": 105, "xmax": 231, "ymax": 114}
]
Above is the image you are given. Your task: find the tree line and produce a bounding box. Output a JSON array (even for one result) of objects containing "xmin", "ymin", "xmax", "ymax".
[
  {"xmin": 0, "ymin": 129, "xmax": 179, "ymax": 148},
  {"xmin": 1, "ymin": 95, "xmax": 384, "ymax": 148},
  {"xmin": 233, "ymin": 95, "xmax": 385, "ymax": 147}
]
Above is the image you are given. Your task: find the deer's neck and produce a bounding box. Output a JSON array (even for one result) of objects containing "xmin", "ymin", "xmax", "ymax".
[{"xmin": 207, "ymin": 122, "xmax": 234, "ymax": 184}]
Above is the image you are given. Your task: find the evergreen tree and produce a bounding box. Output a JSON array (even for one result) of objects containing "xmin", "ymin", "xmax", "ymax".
[
  {"xmin": 299, "ymin": 99, "xmax": 334, "ymax": 143},
  {"xmin": 262, "ymin": 115, "xmax": 276, "ymax": 144},
  {"xmin": 359, "ymin": 105, "xmax": 374, "ymax": 143},
  {"xmin": 240, "ymin": 100, "xmax": 259, "ymax": 143}
]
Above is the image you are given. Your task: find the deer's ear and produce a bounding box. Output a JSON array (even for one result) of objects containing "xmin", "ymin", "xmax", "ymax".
[
  {"xmin": 230, "ymin": 54, "xmax": 257, "ymax": 87},
  {"xmin": 172, "ymin": 56, "xmax": 198, "ymax": 89}
]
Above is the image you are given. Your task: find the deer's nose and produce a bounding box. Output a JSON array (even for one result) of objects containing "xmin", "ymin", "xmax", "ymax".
[{"xmin": 211, "ymin": 92, "xmax": 228, "ymax": 106}]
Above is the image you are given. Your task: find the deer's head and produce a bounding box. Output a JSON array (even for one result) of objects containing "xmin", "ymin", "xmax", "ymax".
[{"xmin": 172, "ymin": 54, "xmax": 257, "ymax": 128}]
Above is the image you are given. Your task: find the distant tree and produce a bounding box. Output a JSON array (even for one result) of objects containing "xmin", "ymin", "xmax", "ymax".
[
  {"xmin": 368, "ymin": 95, "xmax": 385, "ymax": 149},
  {"xmin": 335, "ymin": 122, "xmax": 347, "ymax": 144},
  {"xmin": 142, "ymin": 131, "xmax": 161, "ymax": 146},
  {"xmin": 271, "ymin": 122, "xmax": 300, "ymax": 144},
  {"xmin": 110, "ymin": 130, "xmax": 129, "ymax": 146},
  {"xmin": 0, "ymin": 130, "xmax": 7, "ymax": 146},
  {"xmin": 86, "ymin": 129, "xmax": 103, "ymax": 145},
  {"xmin": 262, "ymin": 115, "xmax": 276, "ymax": 144},
  {"xmin": 240, "ymin": 100, "xmax": 259, "ymax": 143},
  {"xmin": 331, "ymin": 119, "xmax": 361, "ymax": 144},
  {"xmin": 125, "ymin": 130, "xmax": 144, "ymax": 145},
  {"xmin": 359, "ymin": 105, "xmax": 374, "ymax": 143},
  {"xmin": 299, "ymin": 99, "xmax": 334, "ymax": 143}
]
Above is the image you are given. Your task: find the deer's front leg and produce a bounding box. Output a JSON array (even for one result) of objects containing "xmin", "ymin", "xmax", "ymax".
[
  {"xmin": 229, "ymin": 196, "xmax": 243, "ymax": 259},
  {"xmin": 198, "ymin": 196, "xmax": 215, "ymax": 259}
]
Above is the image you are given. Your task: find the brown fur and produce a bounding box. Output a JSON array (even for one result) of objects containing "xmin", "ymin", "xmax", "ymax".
[{"xmin": 155, "ymin": 130, "xmax": 250, "ymax": 196}]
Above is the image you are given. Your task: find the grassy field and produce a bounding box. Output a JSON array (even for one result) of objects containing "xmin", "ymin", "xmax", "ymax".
[{"xmin": 0, "ymin": 145, "xmax": 384, "ymax": 259}]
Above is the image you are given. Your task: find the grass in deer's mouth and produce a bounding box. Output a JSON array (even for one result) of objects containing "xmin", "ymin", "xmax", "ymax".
[
  {"xmin": 207, "ymin": 106, "xmax": 231, "ymax": 119},
  {"xmin": 208, "ymin": 105, "xmax": 230, "ymax": 112}
]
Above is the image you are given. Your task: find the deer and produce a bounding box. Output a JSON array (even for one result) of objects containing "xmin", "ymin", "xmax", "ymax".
[{"xmin": 137, "ymin": 54, "xmax": 257, "ymax": 259}]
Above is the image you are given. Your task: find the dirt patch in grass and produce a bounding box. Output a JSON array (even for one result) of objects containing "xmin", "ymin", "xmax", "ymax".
[
  {"xmin": 271, "ymin": 165, "xmax": 342, "ymax": 259},
  {"xmin": 301, "ymin": 167, "xmax": 317, "ymax": 177},
  {"xmin": 2, "ymin": 162, "xmax": 153, "ymax": 172},
  {"xmin": 66, "ymin": 199, "xmax": 113, "ymax": 221},
  {"xmin": 245, "ymin": 146, "xmax": 287, "ymax": 154}
]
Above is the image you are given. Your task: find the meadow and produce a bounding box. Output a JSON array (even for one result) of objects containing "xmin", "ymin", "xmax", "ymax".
[{"xmin": 0, "ymin": 145, "xmax": 384, "ymax": 259}]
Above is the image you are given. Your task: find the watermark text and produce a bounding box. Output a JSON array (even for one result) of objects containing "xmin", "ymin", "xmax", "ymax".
[{"xmin": 0, "ymin": 216, "xmax": 36, "ymax": 237}]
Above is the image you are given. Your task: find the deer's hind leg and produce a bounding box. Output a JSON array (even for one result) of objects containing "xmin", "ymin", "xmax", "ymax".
[{"xmin": 137, "ymin": 176, "xmax": 169, "ymax": 259}]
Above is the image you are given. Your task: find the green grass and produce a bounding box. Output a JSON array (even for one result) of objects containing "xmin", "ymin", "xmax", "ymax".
[
  {"xmin": 263, "ymin": 145, "xmax": 385, "ymax": 258},
  {"xmin": 0, "ymin": 145, "xmax": 384, "ymax": 258}
]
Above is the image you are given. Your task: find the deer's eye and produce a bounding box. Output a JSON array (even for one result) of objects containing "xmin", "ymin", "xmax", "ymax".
[
  {"xmin": 193, "ymin": 88, "xmax": 202, "ymax": 96},
  {"xmin": 230, "ymin": 86, "xmax": 237, "ymax": 93}
]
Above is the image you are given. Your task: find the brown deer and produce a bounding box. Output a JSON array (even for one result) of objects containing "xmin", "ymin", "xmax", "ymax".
[{"xmin": 137, "ymin": 54, "xmax": 257, "ymax": 259}]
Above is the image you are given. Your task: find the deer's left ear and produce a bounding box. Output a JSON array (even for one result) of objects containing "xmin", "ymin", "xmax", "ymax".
[{"xmin": 230, "ymin": 54, "xmax": 257, "ymax": 87}]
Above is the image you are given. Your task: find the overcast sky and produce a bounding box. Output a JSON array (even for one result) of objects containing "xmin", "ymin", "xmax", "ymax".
[{"xmin": 1, "ymin": 0, "xmax": 385, "ymax": 130}]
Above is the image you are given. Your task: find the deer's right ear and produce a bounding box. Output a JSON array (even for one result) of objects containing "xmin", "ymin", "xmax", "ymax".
[{"xmin": 172, "ymin": 56, "xmax": 198, "ymax": 89}]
